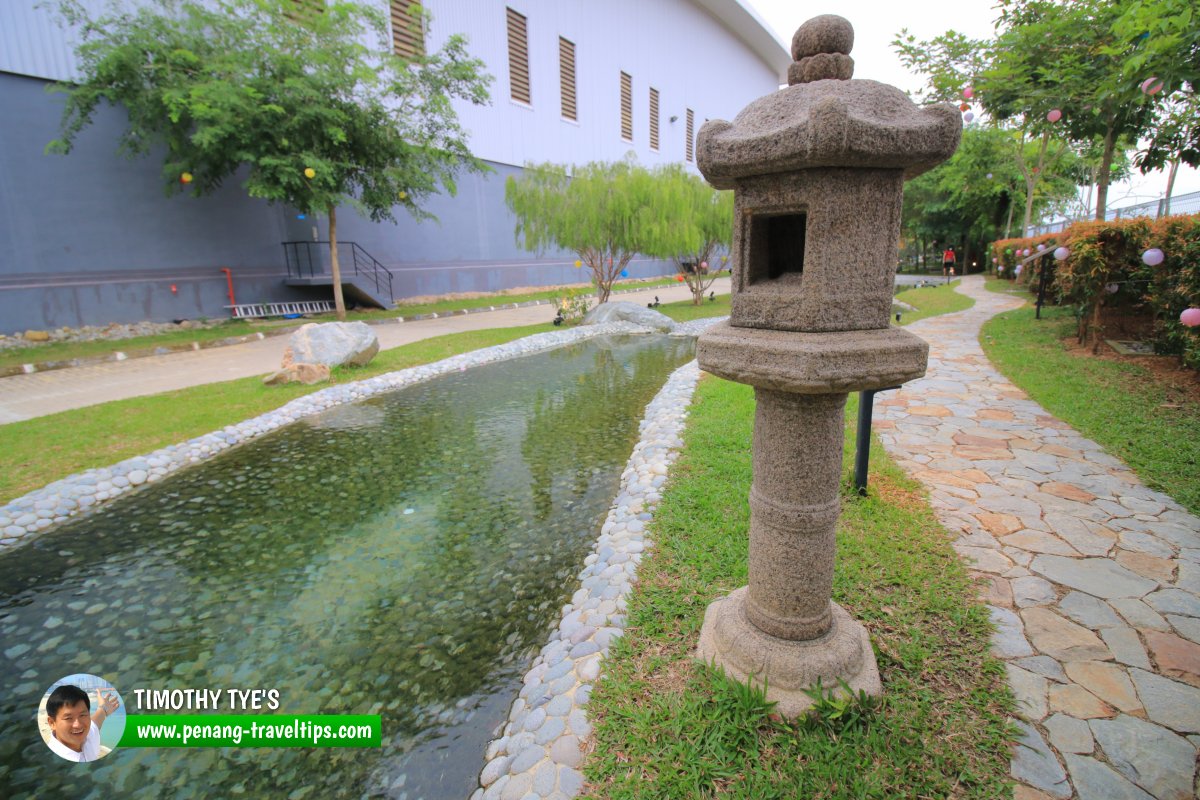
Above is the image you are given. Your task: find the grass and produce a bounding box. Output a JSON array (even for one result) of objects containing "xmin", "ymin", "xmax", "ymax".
[
  {"xmin": 982, "ymin": 275, "xmax": 1033, "ymax": 298},
  {"xmin": 0, "ymin": 274, "xmax": 728, "ymax": 369},
  {"xmin": 0, "ymin": 323, "xmax": 553, "ymax": 504},
  {"xmin": 981, "ymin": 300, "xmax": 1200, "ymax": 516},
  {"xmin": 0, "ymin": 320, "xmax": 267, "ymax": 370},
  {"xmin": 583, "ymin": 378, "xmax": 1014, "ymax": 799},
  {"xmin": 377, "ymin": 273, "xmax": 727, "ymax": 320},
  {"xmin": 893, "ymin": 279, "xmax": 975, "ymax": 325},
  {"xmin": 1, "ymin": 292, "xmax": 730, "ymax": 505}
]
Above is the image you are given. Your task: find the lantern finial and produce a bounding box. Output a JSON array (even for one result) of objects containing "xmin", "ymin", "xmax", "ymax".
[{"xmin": 789, "ymin": 15, "xmax": 854, "ymax": 85}]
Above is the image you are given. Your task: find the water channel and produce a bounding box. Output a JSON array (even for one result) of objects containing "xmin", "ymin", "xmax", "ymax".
[{"xmin": 0, "ymin": 333, "xmax": 695, "ymax": 799}]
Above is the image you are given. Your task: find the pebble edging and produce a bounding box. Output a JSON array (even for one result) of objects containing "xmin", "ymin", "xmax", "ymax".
[
  {"xmin": 472, "ymin": 326, "xmax": 716, "ymax": 800},
  {"xmin": 0, "ymin": 320, "xmax": 712, "ymax": 554}
]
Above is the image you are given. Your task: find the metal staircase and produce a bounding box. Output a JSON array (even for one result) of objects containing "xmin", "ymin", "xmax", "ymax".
[{"xmin": 281, "ymin": 241, "xmax": 395, "ymax": 310}]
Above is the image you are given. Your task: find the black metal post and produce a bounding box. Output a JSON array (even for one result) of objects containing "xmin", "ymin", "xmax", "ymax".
[{"xmin": 854, "ymin": 386, "xmax": 900, "ymax": 496}]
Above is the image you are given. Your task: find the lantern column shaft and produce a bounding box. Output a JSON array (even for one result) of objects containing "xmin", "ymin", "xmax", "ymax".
[{"xmin": 746, "ymin": 390, "xmax": 845, "ymax": 641}]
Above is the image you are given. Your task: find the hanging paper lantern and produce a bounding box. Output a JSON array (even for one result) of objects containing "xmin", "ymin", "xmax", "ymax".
[
  {"xmin": 986, "ymin": 173, "xmax": 993, "ymax": 179},
  {"xmin": 1105, "ymin": 283, "xmax": 1119, "ymax": 294},
  {"xmin": 1054, "ymin": 246, "xmax": 1069, "ymax": 260},
  {"xmin": 620, "ymin": 269, "xmax": 629, "ymax": 278},
  {"xmin": 1142, "ymin": 248, "xmax": 1164, "ymax": 266},
  {"xmin": 964, "ymin": 112, "xmax": 975, "ymax": 123},
  {"xmin": 959, "ymin": 102, "xmax": 970, "ymax": 112},
  {"xmin": 998, "ymin": 265, "xmax": 1005, "ymax": 273},
  {"xmin": 1005, "ymin": 248, "xmax": 1013, "ymax": 255},
  {"xmin": 721, "ymin": 255, "xmax": 728, "ymax": 263},
  {"xmin": 676, "ymin": 274, "xmax": 684, "ymax": 282},
  {"xmin": 573, "ymin": 259, "xmax": 582, "ymax": 268},
  {"xmin": 1021, "ymin": 248, "xmax": 1030, "ymax": 256},
  {"xmin": 1180, "ymin": 308, "xmax": 1200, "ymax": 327},
  {"xmin": 992, "ymin": 257, "xmax": 998, "ymax": 264},
  {"xmin": 1037, "ymin": 243, "xmax": 1046, "ymax": 251},
  {"xmin": 1015, "ymin": 264, "xmax": 1023, "ymax": 275},
  {"xmin": 304, "ymin": 167, "xmax": 316, "ymax": 179},
  {"xmin": 1047, "ymin": 109, "xmax": 1062, "ymax": 123},
  {"xmin": 180, "ymin": 172, "xmax": 193, "ymax": 184},
  {"xmin": 1140, "ymin": 77, "xmax": 1163, "ymax": 96},
  {"xmin": 963, "ymin": 86, "xmax": 974, "ymax": 100},
  {"xmin": 700, "ymin": 261, "xmax": 708, "ymax": 270},
  {"xmin": 398, "ymin": 191, "xmax": 407, "ymax": 200}
]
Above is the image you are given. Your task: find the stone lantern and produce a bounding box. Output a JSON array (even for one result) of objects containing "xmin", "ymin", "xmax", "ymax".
[{"xmin": 694, "ymin": 14, "xmax": 961, "ymax": 716}]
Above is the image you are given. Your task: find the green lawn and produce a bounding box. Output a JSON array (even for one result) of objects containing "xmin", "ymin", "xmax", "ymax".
[
  {"xmin": 0, "ymin": 324, "xmax": 553, "ymax": 504},
  {"xmin": 0, "ymin": 294, "xmax": 731, "ymax": 504},
  {"xmin": 0, "ymin": 320, "xmax": 266, "ymax": 371},
  {"xmin": 583, "ymin": 379, "xmax": 1013, "ymax": 799},
  {"xmin": 0, "ymin": 273, "xmax": 729, "ymax": 371},
  {"xmin": 981, "ymin": 301, "xmax": 1200, "ymax": 516},
  {"xmin": 894, "ymin": 279, "xmax": 975, "ymax": 325}
]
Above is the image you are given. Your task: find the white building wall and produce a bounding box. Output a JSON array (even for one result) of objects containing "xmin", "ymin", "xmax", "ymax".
[
  {"xmin": 426, "ymin": 0, "xmax": 782, "ymax": 169},
  {"xmin": 1, "ymin": 0, "xmax": 786, "ymax": 170}
]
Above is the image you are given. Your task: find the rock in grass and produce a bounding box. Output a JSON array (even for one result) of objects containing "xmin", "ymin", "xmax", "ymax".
[
  {"xmin": 285, "ymin": 322, "xmax": 379, "ymax": 368},
  {"xmin": 263, "ymin": 363, "xmax": 331, "ymax": 386},
  {"xmin": 582, "ymin": 302, "xmax": 675, "ymax": 333}
]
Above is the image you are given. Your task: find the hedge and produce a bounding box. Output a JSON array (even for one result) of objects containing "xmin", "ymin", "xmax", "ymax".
[{"xmin": 989, "ymin": 214, "xmax": 1200, "ymax": 368}]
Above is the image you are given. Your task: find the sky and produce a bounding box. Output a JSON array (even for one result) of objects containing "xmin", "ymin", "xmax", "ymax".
[{"xmin": 743, "ymin": 0, "xmax": 1200, "ymax": 215}]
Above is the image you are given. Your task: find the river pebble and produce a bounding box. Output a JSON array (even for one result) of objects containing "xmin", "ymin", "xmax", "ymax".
[
  {"xmin": 474, "ymin": 317, "xmax": 720, "ymax": 799},
  {"xmin": 0, "ymin": 320, "xmax": 719, "ymax": 554}
]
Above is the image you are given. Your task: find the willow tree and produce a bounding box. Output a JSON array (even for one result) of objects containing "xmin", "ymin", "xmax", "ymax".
[
  {"xmin": 505, "ymin": 159, "xmax": 657, "ymax": 303},
  {"xmin": 640, "ymin": 165, "xmax": 732, "ymax": 304},
  {"xmin": 49, "ymin": 0, "xmax": 491, "ymax": 320}
]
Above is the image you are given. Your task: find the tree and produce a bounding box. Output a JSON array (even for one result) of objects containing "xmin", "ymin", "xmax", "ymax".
[
  {"xmin": 1110, "ymin": 0, "xmax": 1200, "ymax": 217},
  {"xmin": 1138, "ymin": 93, "xmax": 1199, "ymax": 215},
  {"xmin": 640, "ymin": 165, "xmax": 732, "ymax": 304},
  {"xmin": 49, "ymin": 0, "xmax": 491, "ymax": 320},
  {"xmin": 900, "ymin": 126, "xmax": 1078, "ymax": 269},
  {"xmin": 988, "ymin": 0, "xmax": 1154, "ymax": 221},
  {"xmin": 896, "ymin": 0, "xmax": 1156, "ymax": 225},
  {"xmin": 893, "ymin": 25, "xmax": 1076, "ymax": 236},
  {"xmin": 505, "ymin": 158, "xmax": 659, "ymax": 304}
]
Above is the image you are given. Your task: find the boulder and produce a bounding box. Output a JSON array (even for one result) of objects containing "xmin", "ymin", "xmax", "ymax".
[
  {"xmin": 581, "ymin": 302, "xmax": 675, "ymax": 332},
  {"xmin": 286, "ymin": 322, "xmax": 379, "ymax": 368},
  {"xmin": 263, "ymin": 363, "xmax": 331, "ymax": 386},
  {"xmin": 23, "ymin": 330, "xmax": 50, "ymax": 342}
]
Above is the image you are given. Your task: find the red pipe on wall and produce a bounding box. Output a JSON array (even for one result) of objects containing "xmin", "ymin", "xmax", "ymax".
[{"xmin": 220, "ymin": 268, "xmax": 235, "ymax": 307}]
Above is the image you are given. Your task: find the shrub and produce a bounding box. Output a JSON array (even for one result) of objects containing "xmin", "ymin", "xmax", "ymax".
[{"xmin": 990, "ymin": 213, "xmax": 1200, "ymax": 364}]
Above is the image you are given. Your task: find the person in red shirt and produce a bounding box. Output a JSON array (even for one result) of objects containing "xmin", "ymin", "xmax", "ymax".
[{"xmin": 942, "ymin": 247, "xmax": 956, "ymax": 278}]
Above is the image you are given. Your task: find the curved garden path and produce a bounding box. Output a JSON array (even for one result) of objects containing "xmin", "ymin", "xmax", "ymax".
[{"xmin": 874, "ymin": 275, "xmax": 1200, "ymax": 800}]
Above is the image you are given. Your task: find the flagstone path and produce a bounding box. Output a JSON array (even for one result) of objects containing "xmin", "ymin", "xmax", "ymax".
[{"xmin": 874, "ymin": 275, "xmax": 1200, "ymax": 800}]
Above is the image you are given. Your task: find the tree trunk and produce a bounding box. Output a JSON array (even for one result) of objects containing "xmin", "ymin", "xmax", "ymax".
[
  {"xmin": 1090, "ymin": 295, "xmax": 1104, "ymax": 354},
  {"xmin": 596, "ymin": 252, "xmax": 613, "ymax": 304},
  {"xmin": 1094, "ymin": 123, "xmax": 1116, "ymax": 221},
  {"xmin": 1163, "ymin": 158, "xmax": 1179, "ymax": 217},
  {"xmin": 1023, "ymin": 131, "xmax": 1050, "ymax": 236},
  {"xmin": 328, "ymin": 206, "xmax": 347, "ymax": 321},
  {"xmin": 1004, "ymin": 197, "xmax": 1014, "ymax": 241}
]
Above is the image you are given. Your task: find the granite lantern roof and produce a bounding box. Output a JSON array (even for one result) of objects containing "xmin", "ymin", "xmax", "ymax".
[{"xmin": 697, "ymin": 14, "xmax": 961, "ymax": 187}]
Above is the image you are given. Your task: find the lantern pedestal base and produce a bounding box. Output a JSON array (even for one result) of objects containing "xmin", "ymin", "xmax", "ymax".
[{"xmin": 696, "ymin": 586, "xmax": 881, "ymax": 719}]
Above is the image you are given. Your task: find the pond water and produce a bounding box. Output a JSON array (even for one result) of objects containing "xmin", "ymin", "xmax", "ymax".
[{"xmin": 0, "ymin": 334, "xmax": 695, "ymax": 800}]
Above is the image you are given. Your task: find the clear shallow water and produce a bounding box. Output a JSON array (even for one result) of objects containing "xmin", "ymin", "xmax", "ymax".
[{"xmin": 0, "ymin": 334, "xmax": 694, "ymax": 800}]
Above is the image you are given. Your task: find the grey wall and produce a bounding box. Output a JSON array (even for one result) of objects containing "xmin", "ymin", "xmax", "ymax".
[{"xmin": 0, "ymin": 72, "xmax": 674, "ymax": 334}]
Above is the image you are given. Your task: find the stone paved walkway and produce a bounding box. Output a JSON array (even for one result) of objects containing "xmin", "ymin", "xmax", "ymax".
[{"xmin": 874, "ymin": 275, "xmax": 1200, "ymax": 800}]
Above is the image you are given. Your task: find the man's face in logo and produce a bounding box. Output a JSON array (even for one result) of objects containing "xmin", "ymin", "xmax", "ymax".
[{"xmin": 48, "ymin": 700, "xmax": 91, "ymax": 751}]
